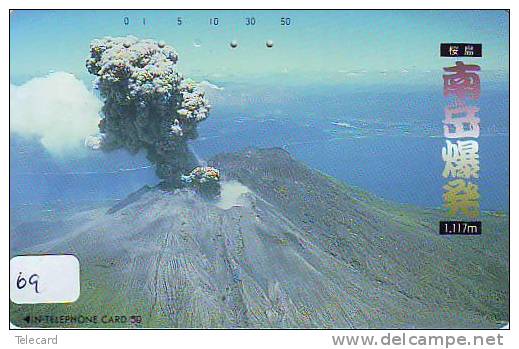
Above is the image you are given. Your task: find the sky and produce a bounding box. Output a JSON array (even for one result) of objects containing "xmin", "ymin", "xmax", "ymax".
[
  {"xmin": 9, "ymin": 10, "xmax": 510, "ymax": 210},
  {"xmin": 10, "ymin": 10, "xmax": 509, "ymax": 85}
]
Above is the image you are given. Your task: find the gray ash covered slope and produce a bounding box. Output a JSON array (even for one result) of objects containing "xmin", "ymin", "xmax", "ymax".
[{"xmin": 10, "ymin": 148, "xmax": 508, "ymax": 328}]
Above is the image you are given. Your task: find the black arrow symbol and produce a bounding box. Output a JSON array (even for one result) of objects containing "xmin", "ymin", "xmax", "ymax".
[{"xmin": 23, "ymin": 315, "xmax": 30, "ymax": 323}]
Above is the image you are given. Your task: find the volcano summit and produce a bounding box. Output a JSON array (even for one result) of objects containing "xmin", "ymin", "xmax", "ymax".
[{"xmin": 10, "ymin": 148, "xmax": 509, "ymax": 329}]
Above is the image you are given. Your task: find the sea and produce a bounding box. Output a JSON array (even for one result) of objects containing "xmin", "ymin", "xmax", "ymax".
[{"xmin": 10, "ymin": 83, "xmax": 509, "ymax": 212}]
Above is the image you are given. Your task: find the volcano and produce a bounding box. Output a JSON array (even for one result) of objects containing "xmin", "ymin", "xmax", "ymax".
[{"xmin": 10, "ymin": 148, "xmax": 509, "ymax": 329}]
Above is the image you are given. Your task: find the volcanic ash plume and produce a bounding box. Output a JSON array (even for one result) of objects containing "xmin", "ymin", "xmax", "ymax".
[{"xmin": 86, "ymin": 36, "xmax": 210, "ymax": 186}]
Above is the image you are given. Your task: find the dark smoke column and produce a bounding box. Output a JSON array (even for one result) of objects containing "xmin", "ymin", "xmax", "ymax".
[{"xmin": 86, "ymin": 36, "xmax": 210, "ymax": 187}]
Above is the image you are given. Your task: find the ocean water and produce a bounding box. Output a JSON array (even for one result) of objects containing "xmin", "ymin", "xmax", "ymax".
[
  {"xmin": 9, "ymin": 10, "xmax": 509, "ymax": 213},
  {"xmin": 193, "ymin": 86, "xmax": 509, "ymax": 211},
  {"xmin": 10, "ymin": 86, "xmax": 509, "ymax": 211}
]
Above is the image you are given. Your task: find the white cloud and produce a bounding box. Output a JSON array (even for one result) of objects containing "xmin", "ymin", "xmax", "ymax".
[
  {"xmin": 10, "ymin": 72, "xmax": 102, "ymax": 156},
  {"xmin": 198, "ymin": 80, "xmax": 224, "ymax": 91},
  {"xmin": 338, "ymin": 69, "xmax": 367, "ymax": 76},
  {"xmin": 216, "ymin": 181, "xmax": 250, "ymax": 209}
]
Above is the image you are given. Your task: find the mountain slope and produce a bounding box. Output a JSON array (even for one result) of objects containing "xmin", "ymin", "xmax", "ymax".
[{"xmin": 10, "ymin": 148, "xmax": 509, "ymax": 328}]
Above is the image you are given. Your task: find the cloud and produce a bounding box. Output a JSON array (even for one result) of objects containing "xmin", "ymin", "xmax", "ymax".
[
  {"xmin": 198, "ymin": 80, "xmax": 224, "ymax": 91},
  {"xmin": 216, "ymin": 180, "xmax": 250, "ymax": 209},
  {"xmin": 10, "ymin": 72, "xmax": 101, "ymax": 156},
  {"xmin": 338, "ymin": 69, "xmax": 367, "ymax": 76}
]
